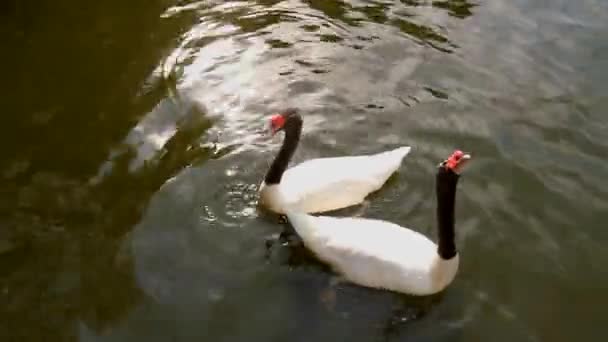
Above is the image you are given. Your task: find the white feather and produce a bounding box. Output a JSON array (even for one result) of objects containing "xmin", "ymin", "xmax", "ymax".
[
  {"xmin": 259, "ymin": 146, "xmax": 411, "ymax": 214},
  {"xmin": 285, "ymin": 210, "xmax": 459, "ymax": 296}
]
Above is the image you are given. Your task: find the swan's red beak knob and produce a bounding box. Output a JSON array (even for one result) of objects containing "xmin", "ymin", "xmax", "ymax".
[
  {"xmin": 268, "ymin": 113, "xmax": 286, "ymax": 136},
  {"xmin": 445, "ymin": 150, "xmax": 471, "ymax": 173}
]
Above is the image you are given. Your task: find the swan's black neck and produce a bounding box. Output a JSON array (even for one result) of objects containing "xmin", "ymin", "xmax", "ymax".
[
  {"xmin": 264, "ymin": 113, "xmax": 302, "ymax": 185},
  {"xmin": 436, "ymin": 165, "xmax": 460, "ymax": 260}
]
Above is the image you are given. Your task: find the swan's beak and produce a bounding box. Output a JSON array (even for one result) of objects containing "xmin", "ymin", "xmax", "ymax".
[
  {"xmin": 454, "ymin": 153, "xmax": 472, "ymax": 174},
  {"xmin": 255, "ymin": 122, "xmax": 273, "ymax": 139},
  {"xmin": 267, "ymin": 123, "xmax": 278, "ymax": 137}
]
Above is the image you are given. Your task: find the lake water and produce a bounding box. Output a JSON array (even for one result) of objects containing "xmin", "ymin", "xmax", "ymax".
[{"xmin": 2, "ymin": 0, "xmax": 607, "ymax": 341}]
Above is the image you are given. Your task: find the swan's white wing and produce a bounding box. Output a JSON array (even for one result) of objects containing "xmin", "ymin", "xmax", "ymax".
[
  {"xmin": 286, "ymin": 211, "xmax": 442, "ymax": 295},
  {"xmin": 280, "ymin": 146, "xmax": 411, "ymax": 213}
]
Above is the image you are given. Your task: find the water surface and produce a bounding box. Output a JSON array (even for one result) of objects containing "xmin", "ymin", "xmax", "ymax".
[{"xmin": 2, "ymin": 0, "xmax": 607, "ymax": 341}]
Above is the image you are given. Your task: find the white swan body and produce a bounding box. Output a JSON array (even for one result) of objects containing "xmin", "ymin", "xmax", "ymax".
[
  {"xmin": 259, "ymin": 146, "xmax": 411, "ymax": 214},
  {"xmin": 282, "ymin": 150, "xmax": 472, "ymax": 296},
  {"xmin": 285, "ymin": 210, "xmax": 459, "ymax": 295}
]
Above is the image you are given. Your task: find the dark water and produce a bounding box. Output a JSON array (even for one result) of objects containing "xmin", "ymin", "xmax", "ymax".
[{"xmin": 2, "ymin": 0, "xmax": 607, "ymax": 341}]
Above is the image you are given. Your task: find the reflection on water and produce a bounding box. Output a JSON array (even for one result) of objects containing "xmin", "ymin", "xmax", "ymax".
[{"xmin": 2, "ymin": 0, "xmax": 608, "ymax": 341}]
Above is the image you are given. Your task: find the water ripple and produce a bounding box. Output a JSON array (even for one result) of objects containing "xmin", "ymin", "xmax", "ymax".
[{"xmin": 68, "ymin": 0, "xmax": 608, "ymax": 341}]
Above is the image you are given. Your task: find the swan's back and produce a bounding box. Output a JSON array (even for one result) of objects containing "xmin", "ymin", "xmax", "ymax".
[
  {"xmin": 286, "ymin": 211, "xmax": 456, "ymax": 295},
  {"xmin": 280, "ymin": 146, "xmax": 411, "ymax": 213}
]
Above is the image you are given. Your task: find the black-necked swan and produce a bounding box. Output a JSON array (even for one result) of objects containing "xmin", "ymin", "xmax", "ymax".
[
  {"xmin": 285, "ymin": 150, "xmax": 471, "ymax": 296},
  {"xmin": 258, "ymin": 108, "xmax": 411, "ymax": 214}
]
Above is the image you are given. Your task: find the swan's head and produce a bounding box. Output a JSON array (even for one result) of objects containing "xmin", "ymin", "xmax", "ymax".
[
  {"xmin": 267, "ymin": 108, "xmax": 300, "ymax": 136},
  {"xmin": 440, "ymin": 150, "xmax": 471, "ymax": 175}
]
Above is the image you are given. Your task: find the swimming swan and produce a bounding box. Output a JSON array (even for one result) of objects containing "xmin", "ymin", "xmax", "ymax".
[
  {"xmin": 259, "ymin": 108, "xmax": 411, "ymax": 214},
  {"xmin": 285, "ymin": 150, "xmax": 471, "ymax": 295}
]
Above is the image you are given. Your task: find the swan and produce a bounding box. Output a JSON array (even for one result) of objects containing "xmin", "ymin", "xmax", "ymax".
[
  {"xmin": 258, "ymin": 108, "xmax": 411, "ymax": 214},
  {"xmin": 285, "ymin": 150, "xmax": 472, "ymax": 296}
]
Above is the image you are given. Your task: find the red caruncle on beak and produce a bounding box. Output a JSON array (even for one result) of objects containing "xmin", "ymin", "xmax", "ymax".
[
  {"xmin": 446, "ymin": 150, "xmax": 464, "ymax": 170},
  {"xmin": 269, "ymin": 113, "xmax": 286, "ymax": 135}
]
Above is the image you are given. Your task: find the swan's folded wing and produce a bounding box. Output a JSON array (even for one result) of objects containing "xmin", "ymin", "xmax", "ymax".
[
  {"xmin": 310, "ymin": 215, "xmax": 436, "ymax": 264},
  {"xmin": 281, "ymin": 147, "xmax": 411, "ymax": 213},
  {"xmin": 287, "ymin": 213, "xmax": 438, "ymax": 290}
]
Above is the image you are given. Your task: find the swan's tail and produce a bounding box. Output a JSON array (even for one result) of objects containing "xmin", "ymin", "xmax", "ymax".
[
  {"xmin": 388, "ymin": 146, "xmax": 412, "ymax": 160},
  {"xmin": 371, "ymin": 145, "xmax": 412, "ymax": 179}
]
